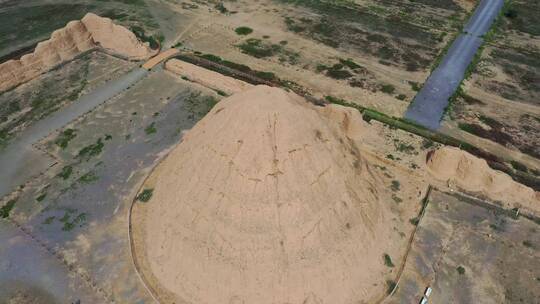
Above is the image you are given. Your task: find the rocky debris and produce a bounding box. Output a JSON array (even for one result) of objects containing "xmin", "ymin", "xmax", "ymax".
[
  {"xmin": 427, "ymin": 146, "xmax": 539, "ymax": 213},
  {"xmin": 138, "ymin": 85, "xmax": 401, "ymax": 304},
  {"xmin": 0, "ymin": 13, "xmax": 155, "ymax": 93}
]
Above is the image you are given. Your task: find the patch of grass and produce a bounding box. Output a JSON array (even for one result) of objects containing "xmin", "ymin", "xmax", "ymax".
[
  {"xmin": 235, "ymin": 26, "xmax": 253, "ymax": 35},
  {"xmin": 391, "ymin": 180, "xmax": 400, "ymax": 192},
  {"xmin": 137, "ymin": 188, "xmax": 154, "ymax": 202},
  {"xmin": 57, "ymin": 165, "xmax": 73, "ymax": 180},
  {"xmin": 54, "ymin": 129, "xmax": 77, "ymax": 149},
  {"xmin": 78, "ymin": 138, "xmax": 104, "ymax": 160},
  {"xmin": 456, "ymin": 266, "xmax": 466, "ymax": 275},
  {"xmin": 383, "ymin": 253, "xmax": 394, "ymax": 267},
  {"xmin": 0, "ymin": 199, "xmax": 17, "ymax": 218},
  {"xmin": 145, "ymin": 122, "xmax": 157, "ymax": 135}
]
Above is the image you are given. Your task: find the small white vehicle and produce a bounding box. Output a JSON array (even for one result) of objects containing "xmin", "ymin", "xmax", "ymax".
[{"xmin": 425, "ymin": 286, "xmax": 433, "ymax": 298}]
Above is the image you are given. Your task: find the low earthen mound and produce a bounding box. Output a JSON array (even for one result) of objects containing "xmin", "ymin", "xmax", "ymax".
[
  {"xmin": 0, "ymin": 13, "xmax": 154, "ymax": 93},
  {"xmin": 427, "ymin": 146, "xmax": 539, "ymax": 213},
  {"xmin": 165, "ymin": 58, "xmax": 253, "ymax": 95},
  {"xmin": 81, "ymin": 13, "xmax": 154, "ymax": 60},
  {"xmin": 137, "ymin": 86, "xmax": 398, "ymax": 304}
]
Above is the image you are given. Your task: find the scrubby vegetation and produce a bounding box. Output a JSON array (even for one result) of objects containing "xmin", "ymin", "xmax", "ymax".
[
  {"xmin": 55, "ymin": 128, "xmax": 77, "ymax": 149},
  {"xmin": 237, "ymin": 38, "xmax": 300, "ymax": 64},
  {"xmin": 145, "ymin": 122, "xmax": 157, "ymax": 135},
  {"xmin": 57, "ymin": 165, "xmax": 73, "ymax": 180},
  {"xmin": 78, "ymin": 137, "xmax": 105, "ymax": 160}
]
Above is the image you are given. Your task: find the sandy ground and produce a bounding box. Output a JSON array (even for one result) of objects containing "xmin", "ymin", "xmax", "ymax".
[{"xmin": 389, "ymin": 190, "xmax": 540, "ymax": 304}]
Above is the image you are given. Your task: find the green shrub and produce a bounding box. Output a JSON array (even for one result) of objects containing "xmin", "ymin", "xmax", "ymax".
[
  {"xmin": 145, "ymin": 122, "xmax": 157, "ymax": 135},
  {"xmin": 396, "ymin": 94, "xmax": 407, "ymax": 100},
  {"xmin": 386, "ymin": 280, "xmax": 397, "ymax": 294},
  {"xmin": 235, "ymin": 26, "xmax": 253, "ymax": 35},
  {"xmin": 510, "ymin": 160, "xmax": 528, "ymax": 173},
  {"xmin": 381, "ymin": 84, "xmax": 395, "ymax": 94},
  {"xmin": 0, "ymin": 199, "xmax": 17, "ymax": 218},
  {"xmin": 78, "ymin": 171, "xmax": 98, "ymax": 184},
  {"xmin": 384, "ymin": 254, "xmax": 395, "ymax": 267},
  {"xmin": 238, "ymin": 38, "xmax": 280, "ymax": 58},
  {"xmin": 339, "ymin": 58, "xmax": 361, "ymax": 69},
  {"xmin": 391, "ymin": 180, "xmax": 400, "ymax": 192},
  {"xmin": 57, "ymin": 165, "xmax": 73, "ymax": 180},
  {"xmin": 36, "ymin": 193, "xmax": 47, "ymax": 202},
  {"xmin": 55, "ymin": 128, "xmax": 77, "ymax": 149},
  {"xmin": 78, "ymin": 138, "xmax": 104, "ymax": 160},
  {"xmin": 137, "ymin": 188, "xmax": 154, "ymax": 202},
  {"xmin": 457, "ymin": 266, "xmax": 465, "ymax": 274}
]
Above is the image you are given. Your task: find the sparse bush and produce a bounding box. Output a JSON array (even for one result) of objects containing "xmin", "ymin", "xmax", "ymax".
[
  {"xmin": 396, "ymin": 94, "xmax": 407, "ymax": 101},
  {"xmin": 235, "ymin": 26, "xmax": 253, "ymax": 35},
  {"xmin": 456, "ymin": 266, "xmax": 465, "ymax": 274},
  {"xmin": 137, "ymin": 188, "xmax": 154, "ymax": 202}
]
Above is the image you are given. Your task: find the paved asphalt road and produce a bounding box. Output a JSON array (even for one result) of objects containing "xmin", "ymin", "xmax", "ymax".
[
  {"xmin": 404, "ymin": 0, "xmax": 505, "ymax": 130},
  {"xmin": 0, "ymin": 67, "xmax": 148, "ymax": 198}
]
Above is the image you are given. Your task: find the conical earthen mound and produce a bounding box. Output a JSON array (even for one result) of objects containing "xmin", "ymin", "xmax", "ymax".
[{"xmin": 138, "ymin": 86, "xmax": 398, "ymax": 304}]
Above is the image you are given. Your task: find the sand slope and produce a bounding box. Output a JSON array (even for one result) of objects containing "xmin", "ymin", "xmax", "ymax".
[
  {"xmin": 138, "ymin": 85, "xmax": 401, "ymax": 304},
  {"xmin": 0, "ymin": 13, "xmax": 154, "ymax": 93},
  {"xmin": 427, "ymin": 146, "xmax": 539, "ymax": 213}
]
